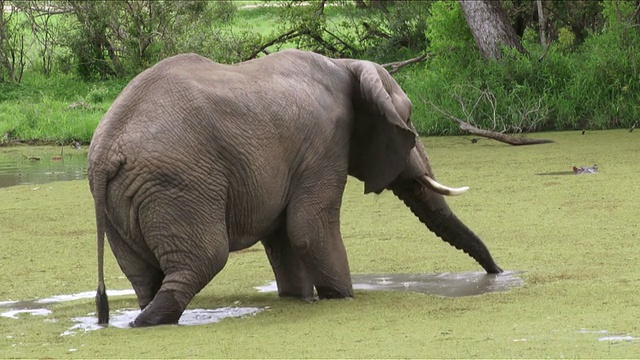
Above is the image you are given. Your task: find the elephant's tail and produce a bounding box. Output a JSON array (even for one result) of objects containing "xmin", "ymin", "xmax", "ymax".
[{"xmin": 92, "ymin": 170, "xmax": 110, "ymax": 325}]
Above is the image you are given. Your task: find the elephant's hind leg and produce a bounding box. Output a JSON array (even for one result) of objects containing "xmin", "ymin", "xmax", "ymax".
[
  {"xmin": 261, "ymin": 227, "xmax": 314, "ymax": 300},
  {"xmin": 131, "ymin": 196, "xmax": 230, "ymax": 327},
  {"xmin": 105, "ymin": 219, "xmax": 163, "ymax": 310}
]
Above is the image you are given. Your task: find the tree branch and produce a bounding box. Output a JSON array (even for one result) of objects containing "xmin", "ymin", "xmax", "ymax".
[
  {"xmin": 381, "ymin": 54, "xmax": 427, "ymax": 74},
  {"xmin": 537, "ymin": 37, "xmax": 553, "ymax": 62},
  {"xmin": 323, "ymin": 28, "xmax": 357, "ymax": 54},
  {"xmin": 429, "ymin": 101, "xmax": 554, "ymax": 145},
  {"xmin": 243, "ymin": 29, "xmax": 301, "ymax": 61}
]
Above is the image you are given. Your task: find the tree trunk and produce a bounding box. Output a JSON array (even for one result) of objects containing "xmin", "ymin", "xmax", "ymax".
[
  {"xmin": 458, "ymin": 0, "xmax": 526, "ymax": 59},
  {"xmin": 536, "ymin": 0, "xmax": 547, "ymax": 46},
  {"xmin": 0, "ymin": 0, "xmax": 16, "ymax": 82}
]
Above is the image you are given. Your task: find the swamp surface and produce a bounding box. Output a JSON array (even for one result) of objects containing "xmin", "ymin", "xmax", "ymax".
[
  {"xmin": 0, "ymin": 145, "xmax": 87, "ymax": 188},
  {"xmin": 0, "ymin": 130, "xmax": 639, "ymax": 358}
]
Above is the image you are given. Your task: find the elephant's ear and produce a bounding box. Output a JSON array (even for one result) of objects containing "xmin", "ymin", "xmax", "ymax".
[{"xmin": 347, "ymin": 61, "xmax": 416, "ymax": 194}]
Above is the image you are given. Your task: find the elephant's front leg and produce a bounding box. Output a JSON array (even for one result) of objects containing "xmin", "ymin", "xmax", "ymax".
[
  {"xmin": 286, "ymin": 182, "xmax": 353, "ymax": 299},
  {"xmin": 261, "ymin": 228, "xmax": 315, "ymax": 301}
]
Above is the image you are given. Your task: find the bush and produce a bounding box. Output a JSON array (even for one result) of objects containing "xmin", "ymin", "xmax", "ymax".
[{"xmin": 404, "ymin": 0, "xmax": 640, "ymax": 136}]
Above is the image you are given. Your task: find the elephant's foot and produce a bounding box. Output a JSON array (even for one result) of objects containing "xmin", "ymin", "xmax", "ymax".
[
  {"xmin": 130, "ymin": 290, "xmax": 183, "ymax": 327},
  {"xmin": 315, "ymin": 284, "xmax": 353, "ymax": 299},
  {"xmin": 278, "ymin": 289, "xmax": 317, "ymax": 302},
  {"xmin": 262, "ymin": 231, "xmax": 315, "ymax": 301}
]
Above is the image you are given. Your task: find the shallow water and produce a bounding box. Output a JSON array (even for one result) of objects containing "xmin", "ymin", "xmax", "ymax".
[
  {"xmin": 578, "ymin": 329, "xmax": 640, "ymax": 343},
  {"xmin": 62, "ymin": 307, "xmax": 264, "ymax": 336},
  {"xmin": 0, "ymin": 148, "xmax": 87, "ymax": 188},
  {"xmin": 598, "ymin": 335, "xmax": 640, "ymax": 342},
  {"xmin": 256, "ymin": 271, "xmax": 524, "ymax": 297},
  {"xmin": 0, "ymin": 289, "xmax": 263, "ymax": 336}
]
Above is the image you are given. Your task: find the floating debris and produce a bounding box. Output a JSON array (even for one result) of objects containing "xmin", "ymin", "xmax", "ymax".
[{"xmin": 572, "ymin": 164, "xmax": 598, "ymax": 174}]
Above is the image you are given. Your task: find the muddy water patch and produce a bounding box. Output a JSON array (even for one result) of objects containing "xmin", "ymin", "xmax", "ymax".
[
  {"xmin": 1, "ymin": 289, "xmax": 264, "ymax": 335},
  {"xmin": 256, "ymin": 271, "xmax": 524, "ymax": 297},
  {"xmin": 0, "ymin": 148, "xmax": 87, "ymax": 188}
]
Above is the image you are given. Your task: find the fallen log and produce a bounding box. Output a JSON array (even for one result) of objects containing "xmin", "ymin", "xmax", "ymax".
[{"xmin": 431, "ymin": 104, "xmax": 553, "ymax": 145}]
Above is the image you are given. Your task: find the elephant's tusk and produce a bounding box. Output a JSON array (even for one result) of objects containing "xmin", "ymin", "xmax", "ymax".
[{"xmin": 419, "ymin": 175, "xmax": 469, "ymax": 196}]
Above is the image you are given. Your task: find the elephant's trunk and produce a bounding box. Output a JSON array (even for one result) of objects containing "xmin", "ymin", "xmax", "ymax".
[{"xmin": 390, "ymin": 178, "xmax": 503, "ymax": 274}]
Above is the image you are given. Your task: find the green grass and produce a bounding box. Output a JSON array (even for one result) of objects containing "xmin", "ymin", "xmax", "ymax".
[
  {"xmin": 1, "ymin": 130, "xmax": 639, "ymax": 358},
  {"xmin": 0, "ymin": 73, "xmax": 128, "ymax": 143},
  {"xmin": 233, "ymin": 2, "xmax": 284, "ymax": 36}
]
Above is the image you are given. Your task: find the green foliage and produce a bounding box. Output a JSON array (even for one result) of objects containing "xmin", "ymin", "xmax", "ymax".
[
  {"xmin": 59, "ymin": 1, "xmax": 220, "ymax": 80},
  {"xmin": 424, "ymin": 1, "xmax": 474, "ymax": 60},
  {"xmin": 2, "ymin": 0, "xmax": 640, "ymax": 141},
  {"xmin": 556, "ymin": 27, "xmax": 576, "ymax": 52},
  {"xmin": 0, "ymin": 72, "xmax": 126, "ymax": 142},
  {"xmin": 408, "ymin": 0, "xmax": 640, "ymax": 135},
  {"xmin": 560, "ymin": 1, "xmax": 640, "ymax": 130},
  {"xmin": 356, "ymin": 1, "xmax": 432, "ymax": 62},
  {"xmin": 85, "ymin": 85, "xmax": 110, "ymax": 103},
  {"xmin": 178, "ymin": 3, "xmax": 266, "ymax": 64}
]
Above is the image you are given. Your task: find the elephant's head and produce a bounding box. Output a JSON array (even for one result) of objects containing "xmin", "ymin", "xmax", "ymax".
[{"xmin": 341, "ymin": 60, "xmax": 502, "ymax": 274}]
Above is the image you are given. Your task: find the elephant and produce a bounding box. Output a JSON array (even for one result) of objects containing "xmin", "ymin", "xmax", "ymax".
[{"xmin": 88, "ymin": 49, "xmax": 502, "ymax": 328}]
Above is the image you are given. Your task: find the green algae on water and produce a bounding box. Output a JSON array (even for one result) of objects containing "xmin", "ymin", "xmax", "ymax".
[{"xmin": 1, "ymin": 130, "xmax": 639, "ymax": 358}]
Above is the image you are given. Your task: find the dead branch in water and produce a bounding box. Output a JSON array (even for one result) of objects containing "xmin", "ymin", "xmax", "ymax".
[{"xmin": 429, "ymin": 102, "xmax": 554, "ymax": 146}]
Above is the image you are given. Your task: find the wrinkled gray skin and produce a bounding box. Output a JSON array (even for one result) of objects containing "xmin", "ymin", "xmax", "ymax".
[{"xmin": 88, "ymin": 49, "xmax": 502, "ymax": 327}]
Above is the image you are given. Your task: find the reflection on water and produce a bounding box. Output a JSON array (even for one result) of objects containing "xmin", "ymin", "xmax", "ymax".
[
  {"xmin": 256, "ymin": 271, "xmax": 524, "ymax": 297},
  {"xmin": 0, "ymin": 147, "xmax": 87, "ymax": 188}
]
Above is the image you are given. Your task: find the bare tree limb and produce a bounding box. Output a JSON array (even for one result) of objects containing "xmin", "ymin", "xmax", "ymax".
[
  {"xmin": 381, "ymin": 54, "xmax": 427, "ymax": 74},
  {"xmin": 243, "ymin": 29, "xmax": 301, "ymax": 61},
  {"xmin": 323, "ymin": 28, "xmax": 357, "ymax": 53},
  {"xmin": 629, "ymin": 2, "xmax": 640, "ymax": 23},
  {"xmin": 630, "ymin": 121, "xmax": 637, "ymax": 132},
  {"xmin": 361, "ymin": 21, "xmax": 391, "ymax": 41},
  {"xmin": 536, "ymin": 0, "xmax": 547, "ymax": 46},
  {"xmin": 537, "ymin": 37, "xmax": 553, "ymax": 62},
  {"xmin": 429, "ymin": 101, "xmax": 554, "ymax": 145}
]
